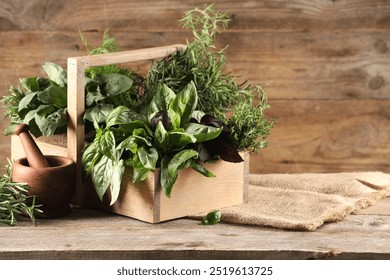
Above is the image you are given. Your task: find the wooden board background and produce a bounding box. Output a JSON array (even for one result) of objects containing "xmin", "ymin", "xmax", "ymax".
[{"xmin": 0, "ymin": 0, "xmax": 389, "ymax": 174}]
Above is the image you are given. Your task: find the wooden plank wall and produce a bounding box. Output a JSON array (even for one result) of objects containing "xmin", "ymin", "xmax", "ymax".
[{"xmin": 0, "ymin": 0, "xmax": 389, "ymax": 174}]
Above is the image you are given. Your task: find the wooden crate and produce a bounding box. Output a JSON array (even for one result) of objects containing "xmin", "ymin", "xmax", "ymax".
[{"xmin": 10, "ymin": 45, "xmax": 248, "ymax": 223}]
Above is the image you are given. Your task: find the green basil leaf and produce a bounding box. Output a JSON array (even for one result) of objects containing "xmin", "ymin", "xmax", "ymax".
[
  {"xmin": 167, "ymin": 131, "xmax": 196, "ymax": 150},
  {"xmin": 154, "ymin": 121, "xmax": 169, "ymax": 148},
  {"xmin": 116, "ymin": 136, "xmax": 138, "ymax": 154},
  {"xmin": 82, "ymin": 141, "xmax": 102, "ymax": 176},
  {"xmin": 41, "ymin": 62, "xmax": 67, "ymax": 87},
  {"xmin": 106, "ymin": 106, "xmax": 146, "ymax": 128},
  {"xmin": 110, "ymin": 160, "xmax": 125, "ymax": 205},
  {"xmin": 97, "ymin": 73, "xmax": 132, "ymax": 97},
  {"xmin": 137, "ymin": 147, "xmax": 158, "ymax": 170},
  {"xmin": 84, "ymin": 104, "xmax": 114, "ymax": 124},
  {"xmin": 169, "ymin": 81, "xmax": 198, "ymax": 126},
  {"xmin": 190, "ymin": 110, "xmax": 206, "ymax": 122},
  {"xmin": 167, "ymin": 108, "xmax": 181, "ymax": 130},
  {"xmin": 20, "ymin": 77, "xmax": 39, "ymax": 92},
  {"xmin": 185, "ymin": 123, "xmax": 222, "ymax": 142},
  {"xmin": 98, "ymin": 130, "xmax": 117, "ymax": 161},
  {"xmin": 148, "ymin": 84, "xmax": 176, "ymax": 117},
  {"xmin": 160, "ymin": 155, "xmax": 178, "ymax": 198},
  {"xmin": 34, "ymin": 108, "xmax": 67, "ymax": 136},
  {"xmin": 119, "ymin": 120, "xmax": 151, "ymax": 135},
  {"xmin": 36, "ymin": 104, "xmax": 57, "ymax": 117},
  {"xmin": 132, "ymin": 154, "xmax": 151, "ymax": 183},
  {"xmin": 191, "ymin": 160, "xmax": 215, "ymax": 177},
  {"xmin": 37, "ymin": 85, "xmax": 67, "ymax": 108},
  {"xmin": 85, "ymin": 78, "xmax": 103, "ymax": 107},
  {"xmin": 91, "ymin": 155, "xmax": 111, "ymax": 201},
  {"xmin": 18, "ymin": 92, "xmax": 39, "ymax": 117},
  {"xmin": 168, "ymin": 149, "xmax": 198, "ymax": 177}
]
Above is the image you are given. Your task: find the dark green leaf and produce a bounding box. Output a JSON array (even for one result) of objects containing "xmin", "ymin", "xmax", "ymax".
[
  {"xmin": 20, "ymin": 77, "xmax": 39, "ymax": 92},
  {"xmin": 41, "ymin": 62, "xmax": 67, "ymax": 87},
  {"xmin": 18, "ymin": 92, "xmax": 38, "ymax": 117},
  {"xmin": 97, "ymin": 73, "xmax": 133, "ymax": 97},
  {"xmin": 116, "ymin": 136, "xmax": 138, "ymax": 154},
  {"xmin": 160, "ymin": 155, "xmax": 178, "ymax": 198},
  {"xmin": 185, "ymin": 123, "xmax": 222, "ymax": 142},
  {"xmin": 37, "ymin": 86, "xmax": 67, "ymax": 108},
  {"xmin": 119, "ymin": 120, "xmax": 151, "ymax": 136},
  {"xmin": 167, "ymin": 131, "xmax": 196, "ymax": 150},
  {"xmin": 191, "ymin": 160, "xmax": 215, "ymax": 177},
  {"xmin": 169, "ymin": 81, "xmax": 198, "ymax": 126}
]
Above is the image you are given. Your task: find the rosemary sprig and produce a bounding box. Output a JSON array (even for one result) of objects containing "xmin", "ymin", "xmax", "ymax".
[
  {"xmin": 146, "ymin": 4, "xmax": 251, "ymax": 121},
  {"xmin": 0, "ymin": 160, "xmax": 41, "ymax": 226}
]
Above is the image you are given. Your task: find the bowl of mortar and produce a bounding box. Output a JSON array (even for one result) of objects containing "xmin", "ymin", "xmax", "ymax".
[{"xmin": 11, "ymin": 124, "xmax": 76, "ymax": 218}]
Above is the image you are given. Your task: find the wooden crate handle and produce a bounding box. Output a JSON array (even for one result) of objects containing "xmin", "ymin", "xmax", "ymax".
[{"xmin": 67, "ymin": 44, "xmax": 187, "ymax": 205}]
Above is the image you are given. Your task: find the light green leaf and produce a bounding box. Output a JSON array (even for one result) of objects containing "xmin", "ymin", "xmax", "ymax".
[
  {"xmin": 84, "ymin": 104, "xmax": 114, "ymax": 124},
  {"xmin": 119, "ymin": 120, "xmax": 151, "ymax": 135},
  {"xmin": 18, "ymin": 92, "xmax": 38, "ymax": 116},
  {"xmin": 41, "ymin": 62, "xmax": 67, "ymax": 87},
  {"xmin": 154, "ymin": 121, "xmax": 169, "ymax": 148},
  {"xmin": 91, "ymin": 155, "xmax": 111, "ymax": 201},
  {"xmin": 185, "ymin": 123, "xmax": 222, "ymax": 142},
  {"xmin": 106, "ymin": 106, "xmax": 146, "ymax": 128},
  {"xmin": 37, "ymin": 86, "xmax": 67, "ymax": 108},
  {"xmin": 137, "ymin": 147, "xmax": 158, "ymax": 170},
  {"xmin": 169, "ymin": 81, "xmax": 198, "ymax": 126},
  {"xmin": 148, "ymin": 84, "xmax": 176, "ymax": 117},
  {"xmin": 81, "ymin": 141, "xmax": 102, "ymax": 176},
  {"xmin": 132, "ymin": 154, "xmax": 151, "ymax": 183},
  {"xmin": 34, "ymin": 108, "xmax": 67, "ymax": 136},
  {"xmin": 168, "ymin": 149, "xmax": 198, "ymax": 177},
  {"xmin": 116, "ymin": 136, "xmax": 138, "ymax": 154},
  {"xmin": 110, "ymin": 160, "xmax": 125, "ymax": 205},
  {"xmin": 98, "ymin": 130, "xmax": 117, "ymax": 161},
  {"xmin": 167, "ymin": 131, "xmax": 197, "ymax": 150}
]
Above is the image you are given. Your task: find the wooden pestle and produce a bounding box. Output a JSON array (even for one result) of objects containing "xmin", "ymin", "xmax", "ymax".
[{"xmin": 14, "ymin": 124, "xmax": 51, "ymax": 168}]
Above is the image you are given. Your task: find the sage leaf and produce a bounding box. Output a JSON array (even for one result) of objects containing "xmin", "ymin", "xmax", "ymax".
[
  {"xmin": 41, "ymin": 62, "xmax": 67, "ymax": 87},
  {"xmin": 97, "ymin": 73, "xmax": 133, "ymax": 97}
]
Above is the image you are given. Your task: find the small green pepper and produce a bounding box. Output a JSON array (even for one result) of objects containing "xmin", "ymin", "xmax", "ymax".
[{"xmin": 201, "ymin": 210, "xmax": 221, "ymax": 225}]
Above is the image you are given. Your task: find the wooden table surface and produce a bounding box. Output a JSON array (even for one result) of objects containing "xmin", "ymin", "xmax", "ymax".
[{"xmin": 1, "ymin": 197, "xmax": 390, "ymax": 260}]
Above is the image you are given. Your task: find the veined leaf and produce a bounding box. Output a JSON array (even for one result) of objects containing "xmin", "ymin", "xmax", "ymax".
[
  {"xmin": 116, "ymin": 136, "xmax": 138, "ymax": 154},
  {"xmin": 97, "ymin": 73, "xmax": 132, "ymax": 97},
  {"xmin": 185, "ymin": 122, "xmax": 222, "ymax": 142},
  {"xmin": 34, "ymin": 108, "xmax": 67, "ymax": 136},
  {"xmin": 91, "ymin": 155, "xmax": 111, "ymax": 201},
  {"xmin": 167, "ymin": 131, "xmax": 197, "ymax": 150},
  {"xmin": 106, "ymin": 106, "xmax": 146, "ymax": 128},
  {"xmin": 81, "ymin": 141, "xmax": 102, "ymax": 176},
  {"xmin": 98, "ymin": 130, "xmax": 118, "ymax": 161},
  {"xmin": 160, "ymin": 155, "xmax": 178, "ymax": 198},
  {"xmin": 110, "ymin": 159, "xmax": 125, "ymax": 205},
  {"xmin": 41, "ymin": 62, "xmax": 67, "ymax": 87},
  {"xmin": 167, "ymin": 149, "xmax": 198, "ymax": 177},
  {"xmin": 137, "ymin": 146, "xmax": 158, "ymax": 170},
  {"xmin": 154, "ymin": 121, "xmax": 169, "ymax": 148},
  {"xmin": 148, "ymin": 84, "xmax": 176, "ymax": 117},
  {"xmin": 84, "ymin": 104, "xmax": 114, "ymax": 124},
  {"xmin": 37, "ymin": 85, "xmax": 67, "ymax": 108},
  {"xmin": 169, "ymin": 81, "xmax": 198, "ymax": 126},
  {"xmin": 132, "ymin": 154, "xmax": 151, "ymax": 183}
]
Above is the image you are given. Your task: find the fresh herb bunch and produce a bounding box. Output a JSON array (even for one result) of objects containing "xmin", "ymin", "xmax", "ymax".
[
  {"xmin": 0, "ymin": 161, "xmax": 41, "ymax": 226},
  {"xmin": 146, "ymin": 4, "xmax": 251, "ymax": 121},
  {"xmin": 228, "ymin": 87, "xmax": 273, "ymax": 152}
]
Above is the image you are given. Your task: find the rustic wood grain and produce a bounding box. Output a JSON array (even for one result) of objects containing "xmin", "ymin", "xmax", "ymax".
[
  {"xmin": 1, "ymin": 0, "xmax": 390, "ymax": 173},
  {"xmin": 1, "ymin": 208, "xmax": 390, "ymax": 259},
  {"xmin": 250, "ymin": 99, "xmax": 390, "ymax": 174}
]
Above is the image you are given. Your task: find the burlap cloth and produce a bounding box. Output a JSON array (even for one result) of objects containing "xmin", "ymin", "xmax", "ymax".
[{"xmin": 193, "ymin": 172, "xmax": 390, "ymax": 231}]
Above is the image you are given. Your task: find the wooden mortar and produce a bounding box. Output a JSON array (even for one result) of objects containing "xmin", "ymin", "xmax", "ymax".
[{"xmin": 12, "ymin": 124, "xmax": 76, "ymax": 218}]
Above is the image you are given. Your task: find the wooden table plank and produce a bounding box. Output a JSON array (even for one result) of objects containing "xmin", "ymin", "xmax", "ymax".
[{"xmin": 1, "ymin": 208, "xmax": 390, "ymax": 260}]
